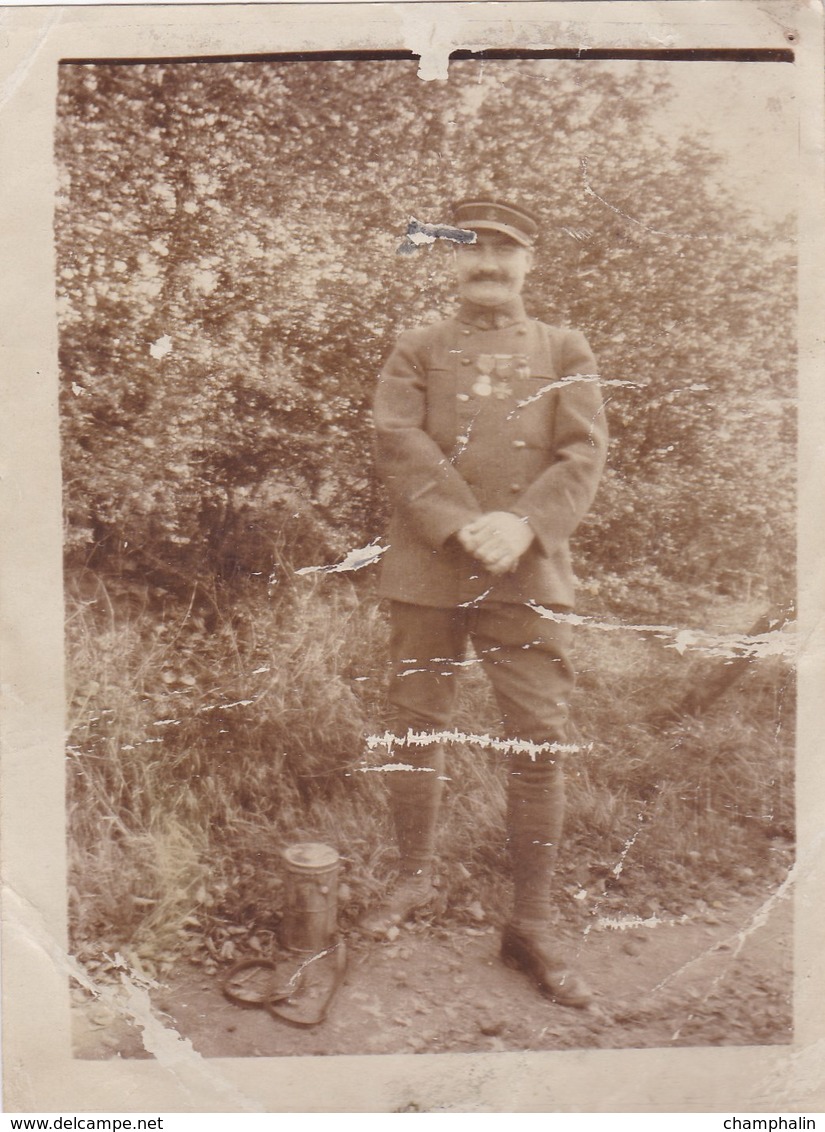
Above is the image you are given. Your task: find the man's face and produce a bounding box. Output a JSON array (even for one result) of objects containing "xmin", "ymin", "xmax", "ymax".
[{"xmin": 453, "ymin": 229, "xmax": 534, "ymax": 308}]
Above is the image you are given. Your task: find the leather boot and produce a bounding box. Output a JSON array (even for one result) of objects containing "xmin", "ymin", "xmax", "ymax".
[
  {"xmin": 503, "ymin": 752, "xmax": 592, "ymax": 1008},
  {"xmin": 501, "ymin": 923, "xmax": 592, "ymax": 1008},
  {"xmin": 506, "ymin": 751, "xmax": 564, "ymax": 929},
  {"xmin": 359, "ymin": 743, "xmax": 444, "ymax": 936}
]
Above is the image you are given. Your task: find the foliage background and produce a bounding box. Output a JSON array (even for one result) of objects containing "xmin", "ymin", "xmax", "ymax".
[
  {"xmin": 56, "ymin": 57, "xmax": 795, "ymax": 610},
  {"xmin": 56, "ymin": 58, "xmax": 797, "ymax": 973}
]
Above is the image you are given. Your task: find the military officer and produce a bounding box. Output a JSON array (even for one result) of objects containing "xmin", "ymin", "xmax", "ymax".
[{"xmin": 364, "ymin": 198, "xmax": 608, "ymax": 1008}]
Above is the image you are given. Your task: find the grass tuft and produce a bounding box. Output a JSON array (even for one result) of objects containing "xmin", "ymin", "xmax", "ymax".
[{"xmin": 66, "ymin": 569, "xmax": 795, "ymax": 970}]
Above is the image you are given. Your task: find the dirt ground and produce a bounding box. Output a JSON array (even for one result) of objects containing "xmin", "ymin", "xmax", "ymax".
[{"xmin": 73, "ymin": 879, "xmax": 792, "ymax": 1060}]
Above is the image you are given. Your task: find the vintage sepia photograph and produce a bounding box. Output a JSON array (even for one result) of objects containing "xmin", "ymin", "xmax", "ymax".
[
  {"xmin": 3, "ymin": 0, "xmax": 823, "ymax": 1114},
  {"xmin": 57, "ymin": 51, "xmax": 797, "ymax": 1059}
]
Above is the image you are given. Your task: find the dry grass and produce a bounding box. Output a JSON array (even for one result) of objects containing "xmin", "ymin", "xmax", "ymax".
[
  {"xmin": 565, "ymin": 618, "xmax": 794, "ymax": 905},
  {"xmin": 66, "ymin": 571, "xmax": 795, "ymax": 970}
]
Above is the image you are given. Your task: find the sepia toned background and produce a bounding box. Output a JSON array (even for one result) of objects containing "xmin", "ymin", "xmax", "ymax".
[
  {"xmin": 57, "ymin": 52, "xmax": 796, "ymax": 1055},
  {"xmin": 3, "ymin": 0, "xmax": 824, "ymax": 1112}
]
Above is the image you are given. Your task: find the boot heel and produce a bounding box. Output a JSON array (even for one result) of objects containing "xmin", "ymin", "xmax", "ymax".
[{"xmin": 500, "ymin": 925, "xmax": 593, "ymax": 1009}]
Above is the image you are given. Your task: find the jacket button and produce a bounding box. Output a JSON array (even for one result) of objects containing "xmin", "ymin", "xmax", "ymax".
[
  {"xmin": 462, "ymin": 328, "xmax": 472, "ymax": 336},
  {"xmin": 510, "ymin": 483, "xmax": 522, "ymax": 492},
  {"xmin": 456, "ymin": 393, "xmax": 470, "ymax": 402},
  {"xmin": 516, "ymin": 325, "xmax": 527, "ymax": 336},
  {"xmin": 512, "ymin": 439, "xmax": 526, "ymax": 448},
  {"xmin": 461, "ymin": 357, "xmax": 471, "ymax": 365}
]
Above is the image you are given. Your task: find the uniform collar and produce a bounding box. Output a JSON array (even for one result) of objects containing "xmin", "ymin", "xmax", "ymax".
[{"xmin": 456, "ymin": 297, "xmax": 527, "ymax": 330}]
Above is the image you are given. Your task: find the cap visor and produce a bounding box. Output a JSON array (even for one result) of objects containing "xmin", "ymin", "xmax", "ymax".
[{"xmin": 463, "ymin": 220, "xmax": 533, "ymax": 247}]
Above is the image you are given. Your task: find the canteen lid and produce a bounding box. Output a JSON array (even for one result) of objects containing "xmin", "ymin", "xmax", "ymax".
[{"xmin": 283, "ymin": 842, "xmax": 339, "ymax": 869}]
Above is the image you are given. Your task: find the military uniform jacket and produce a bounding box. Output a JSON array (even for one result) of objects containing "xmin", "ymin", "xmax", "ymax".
[{"xmin": 374, "ymin": 297, "xmax": 608, "ymax": 609}]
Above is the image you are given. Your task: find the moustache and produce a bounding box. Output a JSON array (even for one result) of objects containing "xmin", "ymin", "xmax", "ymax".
[{"xmin": 467, "ymin": 272, "xmax": 510, "ymax": 285}]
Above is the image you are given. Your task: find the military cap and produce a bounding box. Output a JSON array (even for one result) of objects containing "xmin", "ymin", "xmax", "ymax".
[{"xmin": 452, "ymin": 197, "xmax": 539, "ymax": 248}]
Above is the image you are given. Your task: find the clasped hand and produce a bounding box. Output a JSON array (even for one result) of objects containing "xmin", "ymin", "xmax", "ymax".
[{"xmin": 456, "ymin": 512, "xmax": 535, "ymax": 576}]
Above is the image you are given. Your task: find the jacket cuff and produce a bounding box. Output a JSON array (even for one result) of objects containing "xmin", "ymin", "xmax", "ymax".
[
  {"xmin": 508, "ymin": 508, "xmax": 546, "ymax": 555},
  {"xmin": 414, "ymin": 500, "xmax": 481, "ymax": 549}
]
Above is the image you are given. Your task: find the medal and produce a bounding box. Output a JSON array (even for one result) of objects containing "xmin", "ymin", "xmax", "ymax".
[
  {"xmin": 469, "ymin": 353, "xmax": 531, "ymax": 398},
  {"xmin": 472, "ymin": 354, "xmax": 495, "ymax": 397}
]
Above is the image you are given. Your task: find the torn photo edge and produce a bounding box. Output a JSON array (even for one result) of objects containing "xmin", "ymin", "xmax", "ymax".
[{"xmin": 1, "ymin": 0, "xmax": 823, "ymax": 1114}]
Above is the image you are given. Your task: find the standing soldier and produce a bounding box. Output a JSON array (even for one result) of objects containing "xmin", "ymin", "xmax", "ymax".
[{"xmin": 364, "ymin": 198, "xmax": 608, "ymax": 1008}]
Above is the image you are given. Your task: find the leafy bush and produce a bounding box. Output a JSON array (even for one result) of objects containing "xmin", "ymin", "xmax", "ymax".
[{"xmin": 56, "ymin": 59, "xmax": 795, "ymax": 602}]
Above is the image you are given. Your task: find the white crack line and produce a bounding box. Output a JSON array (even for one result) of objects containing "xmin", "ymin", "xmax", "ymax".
[
  {"xmin": 506, "ymin": 373, "xmax": 639, "ymax": 417},
  {"xmin": 4, "ymin": 883, "xmax": 263, "ymax": 1110},
  {"xmin": 365, "ymin": 727, "xmax": 583, "ymax": 759},
  {"xmin": 0, "ymin": 8, "xmax": 63, "ymax": 109},
  {"xmin": 528, "ymin": 602, "xmax": 796, "ymax": 661},
  {"xmin": 198, "ymin": 697, "xmax": 258, "ymax": 713},
  {"xmin": 667, "ymin": 868, "xmax": 795, "ymax": 1042},
  {"xmin": 623, "ymin": 865, "xmax": 795, "ymax": 1031},
  {"xmin": 581, "ymin": 156, "xmax": 712, "ymax": 241},
  {"xmin": 294, "ymin": 539, "xmax": 388, "ymax": 576},
  {"xmin": 356, "ymin": 762, "xmax": 445, "ymax": 774}
]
